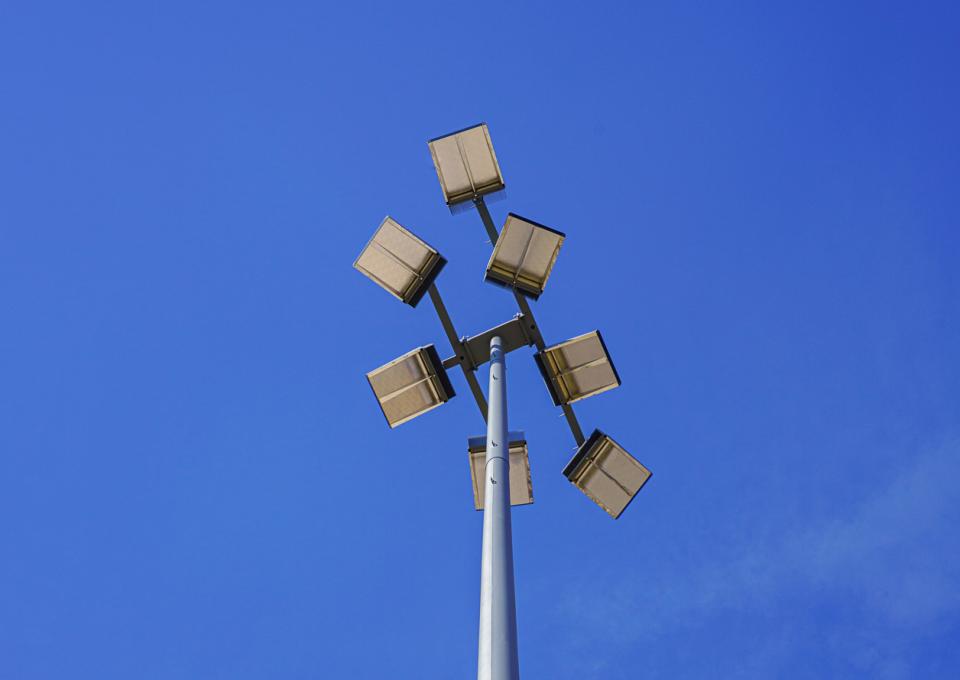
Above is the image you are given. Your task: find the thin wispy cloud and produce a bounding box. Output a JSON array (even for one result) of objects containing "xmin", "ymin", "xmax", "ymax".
[{"xmin": 556, "ymin": 438, "xmax": 960, "ymax": 677}]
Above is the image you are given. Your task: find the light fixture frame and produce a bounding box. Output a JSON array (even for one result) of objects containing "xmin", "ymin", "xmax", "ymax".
[
  {"xmin": 467, "ymin": 432, "xmax": 534, "ymax": 511},
  {"xmin": 366, "ymin": 345, "xmax": 455, "ymax": 428},
  {"xmin": 563, "ymin": 429, "xmax": 651, "ymax": 519},
  {"xmin": 534, "ymin": 330, "xmax": 622, "ymax": 406},
  {"xmin": 483, "ymin": 213, "xmax": 565, "ymax": 300},
  {"xmin": 353, "ymin": 216, "xmax": 447, "ymax": 307},
  {"xmin": 428, "ymin": 123, "xmax": 505, "ymax": 207}
]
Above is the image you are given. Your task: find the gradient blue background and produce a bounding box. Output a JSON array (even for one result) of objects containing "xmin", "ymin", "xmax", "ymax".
[{"xmin": 2, "ymin": 2, "xmax": 958, "ymax": 678}]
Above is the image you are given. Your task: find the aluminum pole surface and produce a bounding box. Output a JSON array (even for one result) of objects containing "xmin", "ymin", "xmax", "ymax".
[{"xmin": 477, "ymin": 336, "xmax": 521, "ymax": 680}]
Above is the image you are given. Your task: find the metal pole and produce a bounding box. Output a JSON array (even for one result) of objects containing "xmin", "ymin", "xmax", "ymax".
[{"xmin": 478, "ymin": 336, "xmax": 520, "ymax": 680}]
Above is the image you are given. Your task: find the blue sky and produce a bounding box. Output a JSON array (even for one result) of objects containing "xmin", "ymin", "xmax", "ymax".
[{"xmin": 1, "ymin": 1, "xmax": 958, "ymax": 678}]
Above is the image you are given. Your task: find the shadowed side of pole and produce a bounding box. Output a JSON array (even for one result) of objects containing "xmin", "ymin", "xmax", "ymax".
[{"xmin": 477, "ymin": 336, "xmax": 520, "ymax": 680}]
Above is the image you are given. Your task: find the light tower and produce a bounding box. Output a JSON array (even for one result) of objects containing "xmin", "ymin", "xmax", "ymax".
[{"xmin": 355, "ymin": 123, "xmax": 652, "ymax": 680}]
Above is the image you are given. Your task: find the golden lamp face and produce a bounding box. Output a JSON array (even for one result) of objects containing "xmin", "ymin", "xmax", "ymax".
[
  {"xmin": 354, "ymin": 217, "xmax": 446, "ymax": 307},
  {"xmin": 366, "ymin": 346, "xmax": 455, "ymax": 427},
  {"xmin": 467, "ymin": 436, "xmax": 534, "ymax": 511},
  {"xmin": 484, "ymin": 214, "xmax": 565, "ymax": 299},
  {"xmin": 535, "ymin": 330, "xmax": 621, "ymax": 405},
  {"xmin": 564, "ymin": 430, "xmax": 651, "ymax": 519},
  {"xmin": 428, "ymin": 124, "xmax": 505, "ymax": 206}
]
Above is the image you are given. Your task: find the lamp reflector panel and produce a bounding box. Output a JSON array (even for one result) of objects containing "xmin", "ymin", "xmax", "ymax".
[
  {"xmin": 428, "ymin": 124, "xmax": 505, "ymax": 206},
  {"xmin": 535, "ymin": 330, "xmax": 621, "ymax": 405},
  {"xmin": 485, "ymin": 213, "xmax": 564, "ymax": 299},
  {"xmin": 366, "ymin": 345, "xmax": 455, "ymax": 427},
  {"xmin": 563, "ymin": 430, "xmax": 650, "ymax": 519},
  {"xmin": 467, "ymin": 432, "xmax": 533, "ymax": 510},
  {"xmin": 354, "ymin": 217, "xmax": 446, "ymax": 307}
]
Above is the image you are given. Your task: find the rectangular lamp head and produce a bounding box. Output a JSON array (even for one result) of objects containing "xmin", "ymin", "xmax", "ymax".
[
  {"xmin": 366, "ymin": 345, "xmax": 455, "ymax": 427},
  {"xmin": 563, "ymin": 429, "xmax": 650, "ymax": 519},
  {"xmin": 428, "ymin": 123, "xmax": 505, "ymax": 207},
  {"xmin": 535, "ymin": 330, "xmax": 621, "ymax": 405},
  {"xmin": 467, "ymin": 432, "xmax": 533, "ymax": 511},
  {"xmin": 484, "ymin": 213, "xmax": 565, "ymax": 299},
  {"xmin": 354, "ymin": 217, "xmax": 446, "ymax": 307}
]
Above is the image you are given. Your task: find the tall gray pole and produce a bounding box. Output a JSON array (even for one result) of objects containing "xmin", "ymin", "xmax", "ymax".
[{"xmin": 477, "ymin": 336, "xmax": 521, "ymax": 680}]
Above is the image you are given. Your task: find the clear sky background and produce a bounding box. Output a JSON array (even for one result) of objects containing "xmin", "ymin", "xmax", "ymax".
[{"xmin": 2, "ymin": 2, "xmax": 958, "ymax": 678}]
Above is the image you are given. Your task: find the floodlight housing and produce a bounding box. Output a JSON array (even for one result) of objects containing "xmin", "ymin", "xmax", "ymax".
[
  {"xmin": 563, "ymin": 429, "xmax": 650, "ymax": 519},
  {"xmin": 484, "ymin": 213, "xmax": 564, "ymax": 299},
  {"xmin": 468, "ymin": 432, "xmax": 533, "ymax": 510},
  {"xmin": 428, "ymin": 124, "xmax": 505, "ymax": 207},
  {"xmin": 354, "ymin": 217, "xmax": 447, "ymax": 307},
  {"xmin": 367, "ymin": 345, "xmax": 455, "ymax": 427},
  {"xmin": 535, "ymin": 330, "xmax": 621, "ymax": 405}
]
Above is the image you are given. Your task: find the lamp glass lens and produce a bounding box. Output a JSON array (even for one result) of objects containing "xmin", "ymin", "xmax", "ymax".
[
  {"xmin": 430, "ymin": 135, "xmax": 472, "ymax": 202},
  {"xmin": 519, "ymin": 228, "xmax": 563, "ymax": 284},
  {"xmin": 381, "ymin": 380, "xmax": 439, "ymax": 426},
  {"xmin": 594, "ymin": 438, "xmax": 651, "ymax": 496},
  {"xmin": 486, "ymin": 215, "xmax": 564, "ymax": 296},
  {"xmin": 377, "ymin": 219, "xmax": 432, "ymax": 268},
  {"xmin": 572, "ymin": 436, "xmax": 651, "ymax": 518},
  {"xmin": 354, "ymin": 218, "xmax": 439, "ymax": 302},
  {"xmin": 543, "ymin": 331, "xmax": 619, "ymax": 403},
  {"xmin": 429, "ymin": 124, "xmax": 504, "ymax": 205},
  {"xmin": 489, "ymin": 218, "xmax": 529, "ymax": 272},
  {"xmin": 355, "ymin": 246, "xmax": 416, "ymax": 299},
  {"xmin": 553, "ymin": 332, "xmax": 605, "ymax": 369},
  {"xmin": 367, "ymin": 348, "xmax": 450, "ymax": 427},
  {"xmin": 457, "ymin": 126, "xmax": 501, "ymax": 191},
  {"xmin": 468, "ymin": 441, "xmax": 533, "ymax": 510},
  {"xmin": 368, "ymin": 353, "xmax": 428, "ymax": 397},
  {"xmin": 579, "ymin": 464, "xmax": 634, "ymax": 518},
  {"xmin": 562, "ymin": 362, "xmax": 619, "ymax": 402}
]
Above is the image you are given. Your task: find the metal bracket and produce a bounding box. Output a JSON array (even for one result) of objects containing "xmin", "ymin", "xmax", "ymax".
[
  {"xmin": 442, "ymin": 315, "xmax": 534, "ymax": 371},
  {"xmin": 424, "ymin": 200, "xmax": 588, "ymax": 446},
  {"xmin": 474, "ymin": 197, "xmax": 586, "ymax": 446},
  {"xmin": 461, "ymin": 315, "xmax": 532, "ymax": 368},
  {"xmin": 428, "ymin": 284, "xmax": 488, "ymax": 420}
]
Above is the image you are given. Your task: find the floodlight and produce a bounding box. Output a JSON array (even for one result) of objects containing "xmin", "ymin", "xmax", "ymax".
[
  {"xmin": 367, "ymin": 345, "xmax": 455, "ymax": 427},
  {"xmin": 563, "ymin": 429, "xmax": 650, "ymax": 519},
  {"xmin": 360, "ymin": 124, "xmax": 654, "ymax": 678},
  {"xmin": 428, "ymin": 124, "xmax": 505, "ymax": 207},
  {"xmin": 535, "ymin": 330, "xmax": 621, "ymax": 405},
  {"xmin": 484, "ymin": 214, "xmax": 564, "ymax": 299},
  {"xmin": 354, "ymin": 217, "xmax": 447, "ymax": 307},
  {"xmin": 468, "ymin": 432, "xmax": 533, "ymax": 510}
]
